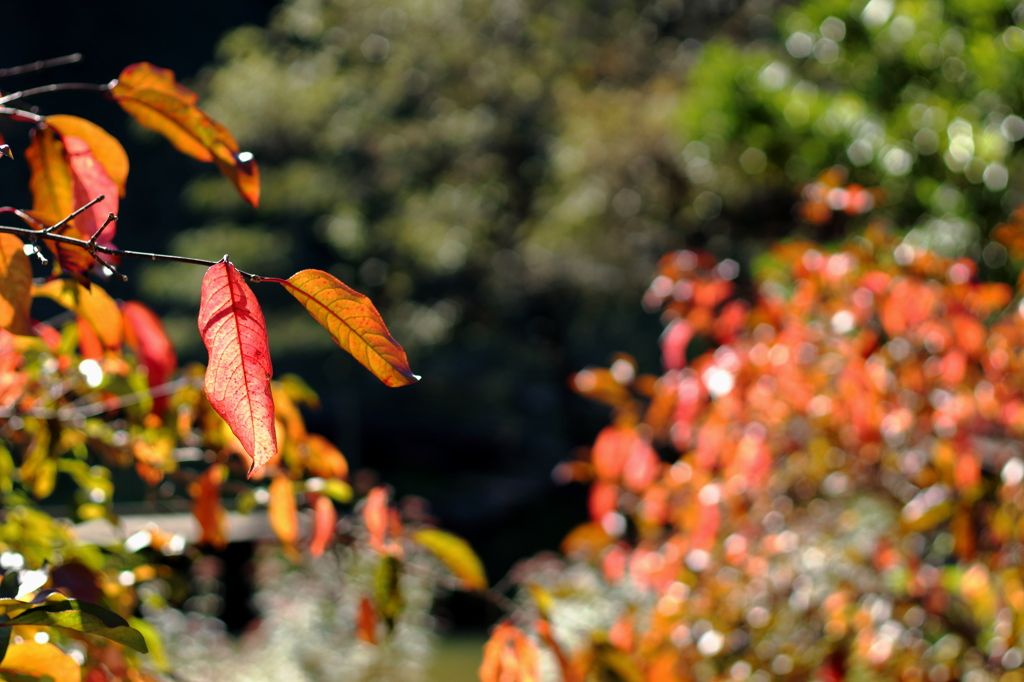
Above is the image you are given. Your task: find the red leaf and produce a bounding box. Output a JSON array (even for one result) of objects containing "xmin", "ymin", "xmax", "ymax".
[
  {"xmin": 310, "ymin": 494, "xmax": 337, "ymax": 557},
  {"xmin": 198, "ymin": 262, "xmax": 277, "ymax": 476},
  {"xmin": 272, "ymin": 270, "xmax": 418, "ymax": 387},
  {"xmin": 110, "ymin": 63, "xmax": 259, "ymax": 207},
  {"xmin": 122, "ymin": 301, "xmax": 177, "ymax": 412},
  {"xmin": 660, "ymin": 319, "xmax": 692, "ymax": 370},
  {"xmin": 77, "ymin": 316, "xmax": 103, "ymax": 360},
  {"xmin": 46, "ymin": 115, "xmax": 129, "ymax": 197},
  {"xmin": 357, "ymin": 596, "xmax": 378, "ymax": 644},
  {"xmin": 64, "ymin": 135, "xmax": 118, "ymax": 248}
]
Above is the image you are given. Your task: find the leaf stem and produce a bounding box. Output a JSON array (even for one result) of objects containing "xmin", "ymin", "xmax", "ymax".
[
  {"xmin": 0, "ymin": 82, "xmax": 110, "ymax": 106},
  {"xmin": 0, "ymin": 54, "xmax": 83, "ymax": 78}
]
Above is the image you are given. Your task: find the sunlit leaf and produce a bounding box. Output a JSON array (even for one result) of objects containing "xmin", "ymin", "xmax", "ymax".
[
  {"xmin": 5, "ymin": 600, "xmax": 148, "ymax": 653},
  {"xmin": 35, "ymin": 280, "xmax": 122, "ymax": 352},
  {"xmin": 411, "ymin": 528, "xmax": 487, "ymax": 591},
  {"xmin": 110, "ymin": 62, "xmax": 259, "ymax": 207},
  {"xmin": 198, "ymin": 262, "xmax": 277, "ymax": 476},
  {"xmin": 63, "ymin": 135, "xmax": 118, "ymax": 248},
  {"xmin": 268, "ymin": 473, "xmax": 298, "ymax": 547},
  {"xmin": 0, "ymin": 641, "xmax": 80, "ymax": 682},
  {"xmin": 274, "ymin": 270, "xmax": 418, "ymax": 387},
  {"xmin": 305, "ymin": 433, "xmax": 348, "ymax": 480},
  {"xmin": 364, "ymin": 486, "xmax": 391, "ymax": 554},
  {"xmin": 310, "ymin": 494, "xmax": 337, "ymax": 558},
  {"xmin": 46, "ymin": 115, "xmax": 129, "ymax": 197},
  {"xmin": 480, "ymin": 622, "xmax": 539, "ymax": 682},
  {"xmin": 0, "ymin": 235, "xmax": 32, "ymax": 335},
  {"xmin": 24, "ymin": 127, "xmax": 93, "ymax": 280}
]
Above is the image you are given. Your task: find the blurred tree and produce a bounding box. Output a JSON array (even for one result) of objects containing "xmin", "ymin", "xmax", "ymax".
[{"xmin": 675, "ymin": 0, "xmax": 1024, "ymax": 269}]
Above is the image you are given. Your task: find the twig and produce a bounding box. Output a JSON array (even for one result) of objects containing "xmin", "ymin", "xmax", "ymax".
[
  {"xmin": 0, "ymin": 82, "xmax": 110, "ymax": 106},
  {"xmin": 0, "ymin": 54, "xmax": 82, "ymax": 78},
  {"xmin": 0, "ymin": 200, "xmax": 262, "ymax": 281},
  {"xmin": 0, "ymin": 106, "xmax": 44, "ymax": 123},
  {"xmin": 43, "ymin": 195, "xmax": 105, "ymax": 234}
]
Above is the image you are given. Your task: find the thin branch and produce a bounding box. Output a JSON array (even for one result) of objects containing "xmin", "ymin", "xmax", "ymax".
[
  {"xmin": 0, "ymin": 107, "xmax": 44, "ymax": 123},
  {"xmin": 43, "ymin": 194, "xmax": 105, "ymax": 234},
  {"xmin": 0, "ymin": 209, "xmax": 261, "ymax": 281},
  {"xmin": 0, "ymin": 54, "xmax": 82, "ymax": 78},
  {"xmin": 0, "ymin": 82, "xmax": 110, "ymax": 106}
]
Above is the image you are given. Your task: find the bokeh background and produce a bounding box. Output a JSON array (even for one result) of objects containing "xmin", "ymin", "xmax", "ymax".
[{"xmin": 7, "ymin": 0, "xmax": 1024, "ymax": 674}]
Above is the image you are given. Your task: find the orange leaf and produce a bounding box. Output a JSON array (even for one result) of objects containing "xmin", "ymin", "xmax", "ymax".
[
  {"xmin": 310, "ymin": 494, "xmax": 337, "ymax": 557},
  {"xmin": 274, "ymin": 270, "xmax": 418, "ymax": 387},
  {"xmin": 0, "ymin": 641, "xmax": 81, "ymax": 682},
  {"xmin": 78, "ymin": 316, "xmax": 103, "ymax": 360},
  {"xmin": 0, "ymin": 234, "xmax": 32, "ymax": 335},
  {"xmin": 480, "ymin": 622, "xmax": 540, "ymax": 682},
  {"xmin": 46, "ymin": 114, "xmax": 129, "ymax": 197},
  {"xmin": 64, "ymin": 135, "xmax": 118, "ymax": 248},
  {"xmin": 269, "ymin": 473, "xmax": 298, "ymax": 546},
  {"xmin": 198, "ymin": 261, "xmax": 277, "ymax": 477},
  {"xmin": 24, "ymin": 126, "xmax": 93, "ymax": 280},
  {"xmin": 190, "ymin": 464, "xmax": 227, "ymax": 549},
  {"xmin": 411, "ymin": 528, "xmax": 488, "ymax": 591},
  {"xmin": 357, "ymin": 596, "xmax": 378, "ymax": 644},
  {"xmin": 592, "ymin": 426, "xmax": 637, "ymax": 481},
  {"xmin": 305, "ymin": 433, "xmax": 349, "ymax": 480},
  {"xmin": 365, "ymin": 486, "xmax": 389, "ymax": 551},
  {"xmin": 122, "ymin": 301, "xmax": 177, "ymax": 411},
  {"xmin": 34, "ymin": 280, "xmax": 122, "ymax": 352},
  {"xmin": 26, "ymin": 126, "xmax": 72, "ymax": 226},
  {"xmin": 110, "ymin": 63, "xmax": 259, "ymax": 207}
]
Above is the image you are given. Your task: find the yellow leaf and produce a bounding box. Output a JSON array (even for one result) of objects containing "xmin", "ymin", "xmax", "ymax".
[
  {"xmin": 0, "ymin": 641, "xmax": 80, "ymax": 682},
  {"xmin": 411, "ymin": 528, "xmax": 487, "ymax": 591}
]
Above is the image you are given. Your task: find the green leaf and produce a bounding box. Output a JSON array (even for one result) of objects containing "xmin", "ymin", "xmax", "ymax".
[
  {"xmin": 0, "ymin": 620, "xmax": 11, "ymax": 665},
  {"xmin": 0, "ymin": 573, "xmax": 19, "ymax": 600},
  {"xmin": 5, "ymin": 601, "xmax": 148, "ymax": 653},
  {"xmin": 373, "ymin": 556, "xmax": 403, "ymax": 631}
]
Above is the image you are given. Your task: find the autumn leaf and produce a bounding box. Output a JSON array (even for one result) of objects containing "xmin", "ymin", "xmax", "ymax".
[
  {"xmin": 190, "ymin": 463, "xmax": 228, "ymax": 549},
  {"xmin": 0, "ymin": 235, "xmax": 32, "ymax": 335},
  {"xmin": 269, "ymin": 473, "xmax": 298, "ymax": 547},
  {"xmin": 110, "ymin": 62, "xmax": 259, "ymax": 207},
  {"xmin": 35, "ymin": 280, "xmax": 122, "ymax": 353},
  {"xmin": 364, "ymin": 486, "xmax": 391, "ymax": 554},
  {"xmin": 0, "ymin": 641, "xmax": 80, "ymax": 682},
  {"xmin": 64, "ymin": 135, "xmax": 118, "ymax": 248},
  {"xmin": 25, "ymin": 127, "xmax": 72, "ymax": 227},
  {"xmin": 480, "ymin": 622, "xmax": 540, "ymax": 682},
  {"xmin": 272, "ymin": 270, "xmax": 419, "ymax": 388},
  {"xmin": 356, "ymin": 596, "xmax": 378, "ymax": 644},
  {"xmin": 46, "ymin": 114, "xmax": 129, "ymax": 196},
  {"xmin": 24, "ymin": 127, "xmax": 94, "ymax": 280},
  {"xmin": 411, "ymin": 528, "xmax": 487, "ymax": 591},
  {"xmin": 198, "ymin": 262, "xmax": 277, "ymax": 476},
  {"xmin": 122, "ymin": 301, "xmax": 177, "ymax": 411},
  {"xmin": 310, "ymin": 494, "xmax": 337, "ymax": 558},
  {"xmin": 304, "ymin": 433, "xmax": 349, "ymax": 480}
]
